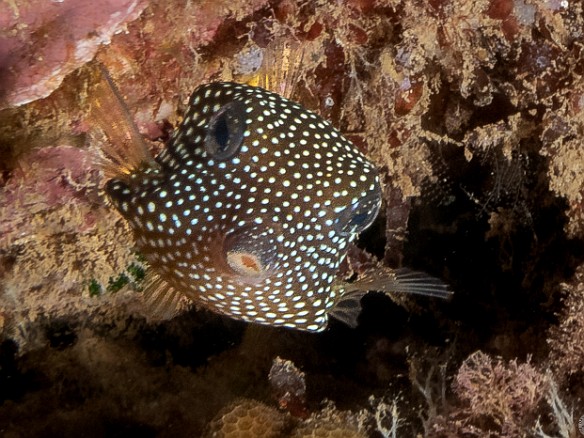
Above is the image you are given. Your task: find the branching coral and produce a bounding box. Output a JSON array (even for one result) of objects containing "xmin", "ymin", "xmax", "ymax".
[{"xmin": 534, "ymin": 375, "xmax": 577, "ymax": 438}]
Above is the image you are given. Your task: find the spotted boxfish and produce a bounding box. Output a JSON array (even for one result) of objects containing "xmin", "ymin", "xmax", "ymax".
[{"xmin": 91, "ymin": 71, "xmax": 451, "ymax": 332}]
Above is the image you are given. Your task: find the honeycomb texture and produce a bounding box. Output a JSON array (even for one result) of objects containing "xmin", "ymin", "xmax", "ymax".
[
  {"xmin": 206, "ymin": 398, "xmax": 367, "ymax": 438},
  {"xmin": 205, "ymin": 399, "xmax": 291, "ymax": 438}
]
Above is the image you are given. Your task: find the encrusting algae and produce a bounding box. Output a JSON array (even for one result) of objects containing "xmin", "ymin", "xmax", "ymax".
[{"xmin": 91, "ymin": 58, "xmax": 451, "ymax": 332}]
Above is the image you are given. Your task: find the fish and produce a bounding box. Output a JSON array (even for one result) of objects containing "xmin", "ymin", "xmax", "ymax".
[{"xmin": 91, "ymin": 68, "xmax": 451, "ymax": 332}]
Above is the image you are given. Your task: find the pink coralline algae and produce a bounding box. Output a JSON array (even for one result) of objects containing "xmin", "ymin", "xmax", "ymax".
[{"xmin": 0, "ymin": 0, "xmax": 147, "ymax": 109}]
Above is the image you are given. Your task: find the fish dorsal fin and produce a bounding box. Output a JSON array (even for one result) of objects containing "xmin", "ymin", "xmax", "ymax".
[
  {"xmin": 142, "ymin": 273, "xmax": 191, "ymax": 321},
  {"xmin": 253, "ymin": 38, "xmax": 304, "ymax": 100}
]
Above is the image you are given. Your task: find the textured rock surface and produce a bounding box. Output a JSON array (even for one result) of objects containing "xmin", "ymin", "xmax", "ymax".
[{"xmin": 0, "ymin": 0, "xmax": 148, "ymax": 108}]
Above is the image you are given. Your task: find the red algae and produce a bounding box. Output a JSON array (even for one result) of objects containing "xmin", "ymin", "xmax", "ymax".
[{"xmin": 0, "ymin": 0, "xmax": 148, "ymax": 109}]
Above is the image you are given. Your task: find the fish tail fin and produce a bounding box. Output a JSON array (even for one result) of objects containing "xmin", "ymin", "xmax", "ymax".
[
  {"xmin": 87, "ymin": 62, "xmax": 158, "ymax": 181},
  {"xmin": 344, "ymin": 266, "xmax": 453, "ymax": 299},
  {"xmin": 329, "ymin": 266, "xmax": 452, "ymax": 328},
  {"xmin": 141, "ymin": 273, "xmax": 191, "ymax": 321}
]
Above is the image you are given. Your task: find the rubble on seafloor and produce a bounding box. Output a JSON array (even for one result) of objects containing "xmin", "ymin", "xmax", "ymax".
[{"xmin": 1, "ymin": 0, "xmax": 584, "ymax": 436}]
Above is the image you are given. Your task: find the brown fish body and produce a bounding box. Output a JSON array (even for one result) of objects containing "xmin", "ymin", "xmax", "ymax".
[{"xmin": 104, "ymin": 82, "xmax": 450, "ymax": 332}]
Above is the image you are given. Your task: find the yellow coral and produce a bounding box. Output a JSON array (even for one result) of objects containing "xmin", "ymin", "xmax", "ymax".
[
  {"xmin": 205, "ymin": 399, "xmax": 291, "ymax": 438},
  {"xmin": 205, "ymin": 399, "xmax": 369, "ymax": 438}
]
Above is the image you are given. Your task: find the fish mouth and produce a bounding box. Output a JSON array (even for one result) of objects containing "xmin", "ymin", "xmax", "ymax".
[{"xmin": 217, "ymin": 222, "xmax": 284, "ymax": 285}]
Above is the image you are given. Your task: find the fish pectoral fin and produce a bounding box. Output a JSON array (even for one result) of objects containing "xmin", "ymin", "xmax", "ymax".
[
  {"xmin": 328, "ymin": 289, "xmax": 367, "ymax": 328},
  {"xmin": 343, "ymin": 266, "xmax": 453, "ymax": 299},
  {"xmin": 142, "ymin": 273, "xmax": 191, "ymax": 321}
]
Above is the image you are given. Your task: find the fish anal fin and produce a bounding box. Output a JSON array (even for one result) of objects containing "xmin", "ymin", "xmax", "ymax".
[
  {"xmin": 142, "ymin": 273, "xmax": 191, "ymax": 322},
  {"xmin": 328, "ymin": 288, "xmax": 367, "ymax": 329}
]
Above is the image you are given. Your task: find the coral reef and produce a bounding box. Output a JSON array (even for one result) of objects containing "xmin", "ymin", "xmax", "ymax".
[
  {"xmin": 289, "ymin": 404, "xmax": 367, "ymax": 438},
  {"xmin": 423, "ymin": 351, "xmax": 581, "ymax": 438},
  {"xmin": 548, "ymin": 263, "xmax": 584, "ymax": 381},
  {"xmin": 269, "ymin": 357, "xmax": 309, "ymax": 417},
  {"xmin": 428, "ymin": 351, "xmax": 547, "ymax": 437},
  {"xmin": 204, "ymin": 398, "xmax": 368, "ymax": 438},
  {"xmin": 1, "ymin": 0, "xmax": 584, "ymax": 436},
  {"xmin": 205, "ymin": 360, "xmax": 369, "ymax": 438}
]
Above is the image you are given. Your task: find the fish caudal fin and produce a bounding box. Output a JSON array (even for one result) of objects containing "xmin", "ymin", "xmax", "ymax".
[
  {"xmin": 142, "ymin": 273, "xmax": 191, "ymax": 321},
  {"xmin": 330, "ymin": 266, "xmax": 452, "ymax": 328},
  {"xmin": 343, "ymin": 266, "xmax": 453, "ymax": 299},
  {"xmin": 87, "ymin": 62, "xmax": 159, "ymax": 181}
]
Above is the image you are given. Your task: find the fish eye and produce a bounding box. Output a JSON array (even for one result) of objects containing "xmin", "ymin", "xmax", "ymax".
[
  {"xmin": 205, "ymin": 100, "xmax": 246, "ymax": 160},
  {"xmin": 223, "ymin": 224, "xmax": 281, "ymax": 280},
  {"xmin": 335, "ymin": 190, "xmax": 382, "ymax": 236}
]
